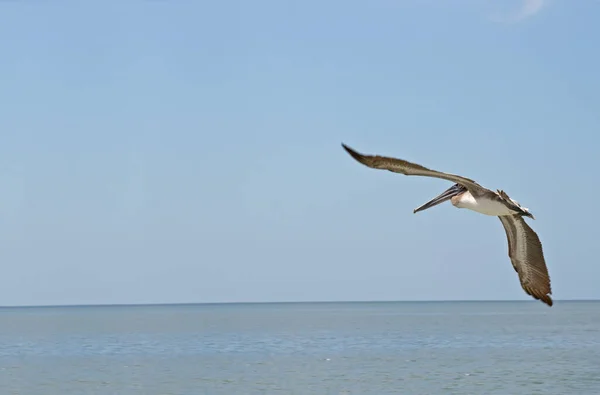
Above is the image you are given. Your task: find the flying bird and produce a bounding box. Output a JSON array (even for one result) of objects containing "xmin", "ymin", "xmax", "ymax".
[{"xmin": 342, "ymin": 143, "xmax": 552, "ymax": 306}]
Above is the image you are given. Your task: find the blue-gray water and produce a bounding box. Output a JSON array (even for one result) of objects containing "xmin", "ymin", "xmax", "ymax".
[{"xmin": 1, "ymin": 301, "xmax": 599, "ymax": 394}]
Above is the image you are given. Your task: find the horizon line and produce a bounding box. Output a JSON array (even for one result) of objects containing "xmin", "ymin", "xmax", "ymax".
[{"xmin": 1, "ymin": 298, "xmax": 597, "ymax": 309}]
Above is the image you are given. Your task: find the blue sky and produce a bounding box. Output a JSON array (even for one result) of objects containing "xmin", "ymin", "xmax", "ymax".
[{"xmin": 1, "ymin": 1, "xmax": 599, "ymax": 306}]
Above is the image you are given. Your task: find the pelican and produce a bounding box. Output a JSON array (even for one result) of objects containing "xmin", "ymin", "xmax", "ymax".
[{"xmin": 342, "ymin": 143, "xmax": 552, "ymax": 307}]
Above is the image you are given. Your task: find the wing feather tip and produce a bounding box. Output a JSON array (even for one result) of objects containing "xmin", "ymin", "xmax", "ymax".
[
  {"xmin": 341, "ymin": 143, "xmax": 369, "ymax": 164},
  {"xmin": 543, "ymin": 295, "xmax": 553, "ymax": 307},
  {"xmin": 341, "ymin": 143, "xmax": 357, "ymax": 155},
  {"xmin": 537, "ymin": 294, "xmax": 553, "ymax": 307}
]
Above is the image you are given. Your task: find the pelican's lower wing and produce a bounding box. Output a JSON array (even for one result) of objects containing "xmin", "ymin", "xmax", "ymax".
[
  {"xmin": 342, "ymin": 144, "xmax": 483, "ymax": 193},
  {"xmin": 499, "ymin": 215, "xmax": 553, "ymax": 306}
]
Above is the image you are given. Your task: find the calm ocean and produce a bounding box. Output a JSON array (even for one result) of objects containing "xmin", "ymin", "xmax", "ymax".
[{"xmin": 1, "ymin": 301, "xmax": 599, "ymax": 394}]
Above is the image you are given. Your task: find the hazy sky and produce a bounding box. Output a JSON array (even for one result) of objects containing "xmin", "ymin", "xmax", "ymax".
[{"xmin": 1, "ymin": 1, "xmax": 599, "ymax": 306}]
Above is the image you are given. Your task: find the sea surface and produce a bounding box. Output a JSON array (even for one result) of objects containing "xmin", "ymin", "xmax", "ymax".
[{"xmin": 1, "ymin": 301, "xmax": 599, "ymax": 394}]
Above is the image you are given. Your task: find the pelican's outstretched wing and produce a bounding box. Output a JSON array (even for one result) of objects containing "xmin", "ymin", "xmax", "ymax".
[
  {"xmin": 499, "ymin": 215, "xmax": 552, "ymax": 306},
  {"xmin": 342, "ymin": 144, "xmax": 483, "ymax": 193}
]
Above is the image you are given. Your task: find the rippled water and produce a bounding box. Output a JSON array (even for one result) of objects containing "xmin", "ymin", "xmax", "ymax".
[{"xmin": 1, "ymin": 301, "xmax": 599, "ymax": 394}]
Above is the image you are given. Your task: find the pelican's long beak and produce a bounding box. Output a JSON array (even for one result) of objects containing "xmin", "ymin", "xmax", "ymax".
[{"xmin": 413, "ymin": 184, "xmax": 465, "ymax": 214}]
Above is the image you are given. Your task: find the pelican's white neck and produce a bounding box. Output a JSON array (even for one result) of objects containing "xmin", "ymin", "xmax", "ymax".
[{"xmin": 452, "ymin": 191, "xmax": 518, "ymax": 216}]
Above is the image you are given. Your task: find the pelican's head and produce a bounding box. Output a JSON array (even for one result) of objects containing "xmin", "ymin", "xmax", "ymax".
[{"xmin": 413, "ymin": 183, "xmax": 467, "ymax": 214}]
